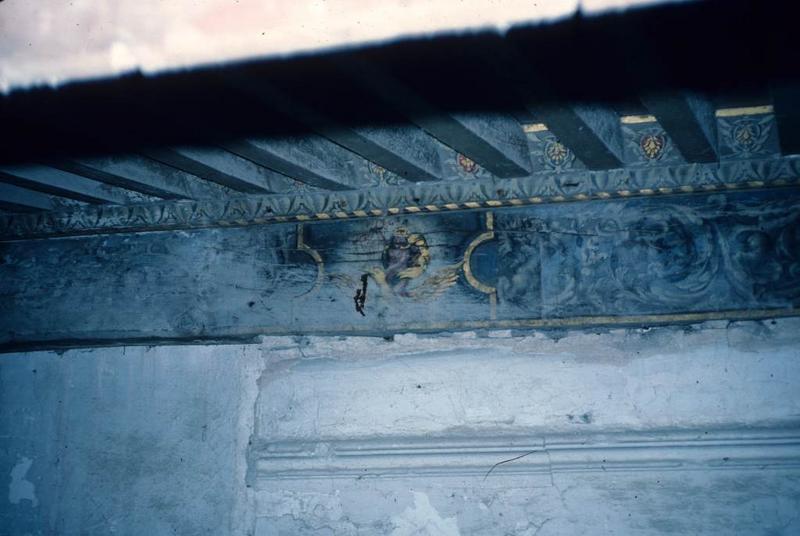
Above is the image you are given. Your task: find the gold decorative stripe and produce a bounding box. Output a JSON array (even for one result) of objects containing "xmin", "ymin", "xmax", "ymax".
[
  {"xmin": 463, "ymin": 212, "xmax": 497, "ymax": 296},
  {"xmin": 294, "ymin": 224, "xmax": 325, "ymax": 298},
  {"xmin": 715, "ymin": 105, "xmax": 773, "ymax": 117},
  {"xmin": 523, "ymin": 123, "xmax": 548, "ymax": 133},
  {"xmin": 250, "ymin": 308, "xmax": 800, "ymax": 337},
  {"xmin": 620, "ymin": 114, "xmax": 657, "ymax": 124},
  {"xmin": 223, "ymin": 177, "xmax": 796, "ymax": 228}
]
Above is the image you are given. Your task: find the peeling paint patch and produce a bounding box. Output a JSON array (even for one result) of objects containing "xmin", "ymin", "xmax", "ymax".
[
  {"xmin": 9, "ymin": 457, "xmax": 38, "ymax": 507},
  {"xmin": 391, "ymin": 491, "xmax": 459, "ymax": 536}
]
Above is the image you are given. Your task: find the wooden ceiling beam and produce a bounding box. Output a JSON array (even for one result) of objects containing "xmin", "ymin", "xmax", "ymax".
[
  {"xmin": 317, "ymin": 124, "xmax": 444, "ymax": 183},
  {"xmin": 531, "ymin": 105, "xmax": 625, "ymax": 170},
  {"xmin": 0, "ymin": 165, "xmax": 131, "ymax": 205},
  {"xmin": 226, "ymin": 79, "xmax": 445, "ymax": 183},
  {"xmin": 0, "ymin": 183, "xmax": 57, "ymax": 212},
  {"xmin": 639, "ymin": 93, "xmax": 718, "ymax": 163},
  {"xmin": 53, "ymin": 156, "xmax": 196, "ymax": 200},
  {"xmin": 221, "ymin": 135, "xmax": 372, "ymax": 191},
  {"xmin": 772, "ymin": 85, "xmax": 800, "ymax": 156},
  {"xmin": 142, "ymin": 146, "xmax": 295, "ymax": 194},
  {"xmin": 342, "ymin": 61, "xmax": 532, "ymax": 178}
]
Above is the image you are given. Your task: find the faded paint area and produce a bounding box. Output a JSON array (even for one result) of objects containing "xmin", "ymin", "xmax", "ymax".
[
  {"xmin": 391, "ymin": 492, "xmax": 460, "ymax": 536},
  {"xmin": 1, "ymin": 319, "xmax": 799, "ymax": 534},
  {"xmin": 8, "ymin": 457, "xmax": 37, "ymax": 508}
]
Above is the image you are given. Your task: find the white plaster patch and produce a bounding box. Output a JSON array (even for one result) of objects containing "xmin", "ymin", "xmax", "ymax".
[
  {"xmin": 9, "ymin": 457, "xmax": 38, "ymax": 507},
  {"xmin": 391, "ymin": 491, "xmax": 459, "ymax": 536}
]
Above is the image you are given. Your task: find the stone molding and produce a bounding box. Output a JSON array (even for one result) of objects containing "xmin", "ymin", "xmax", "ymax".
[{"xmin": 251, "ymin": 426, "xmax": 800, "ymax": 483}]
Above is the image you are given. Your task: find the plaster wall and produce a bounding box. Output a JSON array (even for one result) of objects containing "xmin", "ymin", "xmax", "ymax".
[{"xmin": 2, "ymin": 319, "xmax": 800, "ymax": 534}]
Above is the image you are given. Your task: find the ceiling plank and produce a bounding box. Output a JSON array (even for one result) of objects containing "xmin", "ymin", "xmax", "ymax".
[
  {"xmin": 221, "ymin": 135, "xmax": 372, "ymax": 191},
  {"xmin": 0, "ymin": 183, "xmax": 57, "ymax": 212},
  {"xmin": 772, "ymin": 85, "xmax": 800, "ymax": 155},
  {"xmin": 70, "ymin": 154, "xmax": 234, "ymax": 200},
  {"xmin": 341, "ymin": 61, "xmax": 532, "ymax": 178},
  {"xmin": 318, "ymin": 125, "xmax": 443, "ymax": 182},
  {"xmin": 0, "ymin": 165, "xmax": 132, "ymax": 204},
  {"xmin": 640, "ymin": 93, "xmax": 718, "ymax": 162},
  {"xmin": 410, "ymin": 112, "xmax": 532, "ymax": 177},
  {"xmin": 532, "ymin": 105, "xmax": 625, "ymax": 170},
  {"xmin": 227, "ymin": 80, "xmax": 444, "ymax": 183},
  {"xmin": 142, "ymin": 146, "xmax": 295, "ymax": 194}
]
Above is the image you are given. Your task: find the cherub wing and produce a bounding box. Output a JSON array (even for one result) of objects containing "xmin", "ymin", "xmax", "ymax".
[{"xmin": 407, "ymin": 261, "xmax": 463, "ymax": 301}]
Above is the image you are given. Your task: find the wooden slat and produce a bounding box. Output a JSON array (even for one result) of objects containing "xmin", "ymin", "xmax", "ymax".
[
  {"xmin": 532, "ymin": 105, "xmax": 625, "ymax": 170},
  {"xmin": 0, "ymin": 183, "xmax": 56, "ymax": 212},
  {"xmin": 340, "ymin": 61, "xmax": 532, "ymax": 178},
  {"xmin": 222, "ymin": 135, "xmax": 373, "ymax": 191},
  {"xmin": 55, "ymin": 154, "xmax": 224, "ymax": 199},
  {"xmin": 318, "ymin": 124, "xmax": 444, "ymax": 182},
  {"xmin": 141, "ymin": 146, "xmax": 295, "ymax": 194},
  {"xmin": 640, "ymin": 93, "xmax": 718, "ymax": 163},
  {"xmin": 0, "ymin": 165, "xmax": 131, "ymax": 204},
  {"xmin": 225, "ymin": 78, "xmax": 444, "ymax": 182}
]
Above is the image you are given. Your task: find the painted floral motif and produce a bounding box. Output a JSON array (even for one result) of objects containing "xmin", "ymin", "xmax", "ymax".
[
  {"xmin": 457, "ymin": 153, "xmax": 478, "ymax": 174},
  {"xmin": 367, "ymin": 161, "xmax": 405, "ymax": 187},
  {"xmin": 541, "ymin": 140, "xmax": 576, "ymax": 171},
  {"xmin": 639, "ymin": 132, "xmax": 667, "ymax": 160},
  {"xmin": 719, "ymin": 115, "xmax": 774, "ymax": 157},
  {"xmin": 732, "ymin": 120, "xmax": 768, "ymax": 152}
]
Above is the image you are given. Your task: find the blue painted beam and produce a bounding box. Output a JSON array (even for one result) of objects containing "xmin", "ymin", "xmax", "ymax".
[
  {"xmin": 54, "ymin": 154, "xmax": 227, "ymax": 199},
  {"xmin": 640, "ymin": 93, "xmax": 718, "ymax": 163},
  {"xmin": 532, "ymin": 105, "xmax": 625, "ymax": 170},
  {"xmin": 0, "ymin": 183, "xmax": 57, "ymax": 212},
  {"xmin": 0, "ymin": 165, "xmax": 132, "ymax": 204},
  {"xmin": 142, "ymin": 146, "xmax": 296, "ymax": 194},
  {"xmin": 222, "ymin": 135, "xmax": 373, "ymax": 191}
]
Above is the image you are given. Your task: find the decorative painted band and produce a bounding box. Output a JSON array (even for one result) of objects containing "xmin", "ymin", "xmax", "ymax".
[
  {"xmin": 252, "ymin": 426, "xmax": 800, "ymax": 481},
  {"xmin": 1, "ymin": 157, "xmax": 799, "ymax": 240}
]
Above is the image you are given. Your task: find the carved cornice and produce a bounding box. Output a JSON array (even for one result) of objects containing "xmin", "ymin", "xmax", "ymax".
[
  {"xmin": 251, "ymin": 426, "xmax": 800, "ymax": 483},
  {"xmin": 2, "ymin": 157, "xmax": 800, "ymax": 240}
]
